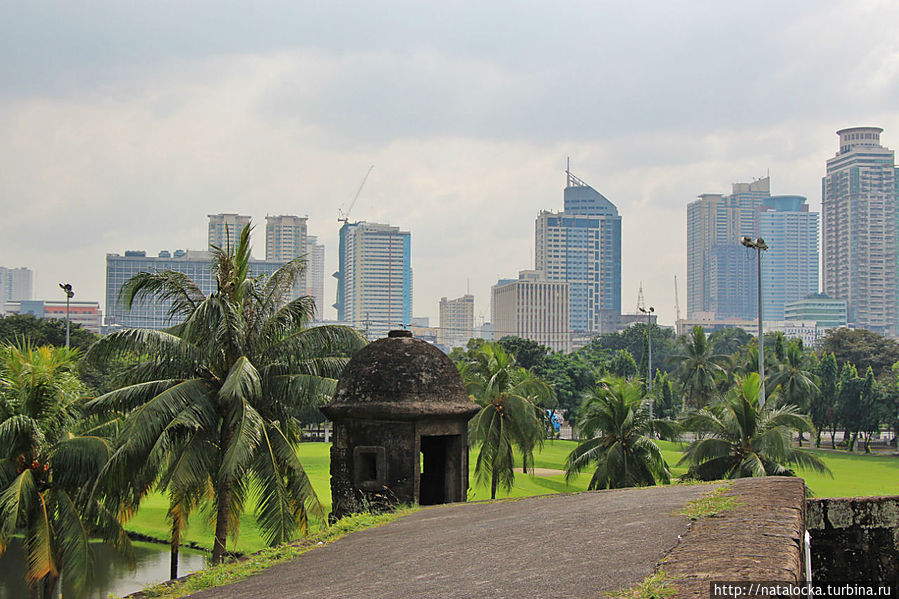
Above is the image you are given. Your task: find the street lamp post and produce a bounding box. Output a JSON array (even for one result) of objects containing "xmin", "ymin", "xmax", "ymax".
[
  {"xmin": 639, "ymin": 305, "xmax": 655, "ymax": 432},
  {"xmin": 741, "ymin": 237, "xmax": 768, "ymax": 407},
  {"xmin": 59, "ymin": 283, "xmax": 74, "ymax": 348}
]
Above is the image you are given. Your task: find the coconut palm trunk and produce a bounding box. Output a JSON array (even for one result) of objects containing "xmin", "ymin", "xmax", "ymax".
[{"xmin": 212, "ymin": 425, "xmax": 234, "ymax": 565}]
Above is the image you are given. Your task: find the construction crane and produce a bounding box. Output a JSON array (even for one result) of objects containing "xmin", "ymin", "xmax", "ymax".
[{"xmin": 338, "ymin": 165, "xmax": 374, "ymax": 224}]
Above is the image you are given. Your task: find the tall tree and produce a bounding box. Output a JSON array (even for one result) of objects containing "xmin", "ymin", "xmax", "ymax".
[
  {"xmin": 707, "ymin": 327, "xmax": 753, "ymax": 357},
  {"xmin": 651, "ymin": 370, "xmax": 681, "ymax": 420},
  {"xmin": 460, "ymin": 343, "xmax": 554, "ymax": 498},
  {"xmin": 812, "ymin": 353, "xmax": 838, "ymax": 448},
  {"xmin": 679, "ymin": 374, "xmax": 830, "ymax": 481},
  {"xmin": 667, "ymin": 326, "xmax": 732, "ymax": 408},
  {"xmin": 565, "ymin": 377, "xmax": 675, "ymax": 489},
  {"xmin": 820, "ymin": 328, "xmax": 899, "ymax": 378},
  {"xmin": 836, "ymin": 363, "xmax": 863, "ymax": 452},
  {"xmin": 85, "ymin": 225, "xmax": 366, "ymax": 564},
  {"xmin": 0, "ymin": 343, "xmax": 131, "ymax": 598},
  {"xmin": 608, "ymin": 349, "xmax": 638, "ymax": 379},
  {"xmin": 496, "ymin": 336, "xmax": 550, "ymax": 370},
  {"xmin": 0, "ymin": 314, "xmax": 99, "ymax": 351},
  {"xmin": 769, "ymin": 342, "xmax": 819, "ymax": 445}
]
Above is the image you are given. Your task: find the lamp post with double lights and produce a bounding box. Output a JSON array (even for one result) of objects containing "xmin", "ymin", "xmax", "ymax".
[
  {"xmin": 59, "ymin": 283, "xmax": 74, "ymax": 349},
  {"xmin": 741, "ymin": 237, "xmax": 768, "ymax": 407}
]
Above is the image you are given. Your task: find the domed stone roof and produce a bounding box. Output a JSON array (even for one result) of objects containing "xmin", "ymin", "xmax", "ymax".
[{"xmin": 321, "ymin": 330, "xmax": 479, "ymax": 420}]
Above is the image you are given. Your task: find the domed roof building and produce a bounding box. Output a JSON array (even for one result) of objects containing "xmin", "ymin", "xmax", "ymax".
[{"xmin": 321, "ymin": 330, "xmax": 480, "ymax": 519}]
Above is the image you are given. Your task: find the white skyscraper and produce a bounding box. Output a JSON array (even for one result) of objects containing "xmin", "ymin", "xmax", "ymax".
[
  {"xmin": 438, "ymin": 294, "xmax": 474, "ymax": 348},
  {"xmin": 208, "ymin": 213, "xmax": 252, "ymax": 252},
  {"xmin": 822, "ymin": 127, "xmax": 898, "ymax": 336},
  {"xmin": 0, "ymin": 266, "xmax": 34, "ymax": 308},
  {"xmin": 265, "ymin": 215, "xmax": 308, "ymax": 262},
  {"xmin": 335, "ymin": 221, "xmax": 412, "ymax": 338},
  {"xmin": 306, "ymin": 235, "xmax": 325, "ymax": 320}
]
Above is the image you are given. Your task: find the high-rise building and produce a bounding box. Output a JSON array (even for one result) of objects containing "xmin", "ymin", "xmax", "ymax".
[
  {"xmin": 305, "ymin": 235, "xmax": 325, "ymax": 320},
  {"xmin": 438, "ymin": 294, "xmax": 474, "ymax": 348},
  {"xmin": 492, "ymin": 270, "xmax": 570, "ymax": 352},
  {"xmin": 265, "ymin": 215, "xmax": 308, "ymax": 262},
  {"xmin": 758, "ymin": 195, "xmax": 819, "ymax": 320},
  {"xmin": 822, "ymin": 127, "xmax": 898, "ymax": 336},
  {"xmin": 687, "ymin": 177, "xmax": 771, "ymax": 320},
  {"xmin": 334, "ymin": 221, "xmax": 412, "ymax": 338},
  {"xmin": 208, "ymin": 213, "xmax": 252, "ymax": 252},
  {"xmin": 106, "ymin": 250, "xmax": 291, "ymax": 329},
  {"xmin": 535, "ymin": 170, "xmax": 621, "ymax": 334},
  {"xmin": 0, "ymin": 266, "xmax": 34, "ymax": 305}
]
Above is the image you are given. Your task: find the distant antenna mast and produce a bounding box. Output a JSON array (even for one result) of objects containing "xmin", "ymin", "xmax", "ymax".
[
  {"xmin": 674, "ymin": 275, "xmax": 681, "ymax": 322},
  {"xmin": 565, "ymin": 157, "xmax": 590, "ymax": 188},
  {"xmin": 338, "ymin": 165, "xmax": 374, "ymax": 224},
  {"xmin": 636, "ymin": 282, "xmax": 645, "ymax": 312}
]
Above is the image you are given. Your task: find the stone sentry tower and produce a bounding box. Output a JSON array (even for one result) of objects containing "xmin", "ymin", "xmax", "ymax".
[{"xmin": 320, "ymin": 330, "xmax": 480, "ymax": 520}]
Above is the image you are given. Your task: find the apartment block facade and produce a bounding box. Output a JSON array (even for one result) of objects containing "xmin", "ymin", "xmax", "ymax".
[
  {"xmin": 334, "ymin": 221, "xmax": 412, "ymax": 338},
  {"xmin": 822, "ymin": 127, "xmax": 898, "ymax": 336},
  {"xmin": 438, "ymin": 294, "xmax": 474, "ymax": 348},
  {"xmin": 492, "ymin": 270, "xmax": 570, "ymax": 352}
]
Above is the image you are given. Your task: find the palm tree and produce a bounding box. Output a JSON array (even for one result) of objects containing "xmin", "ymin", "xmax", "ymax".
[
  {"xmin": 460, "ymin": 343, "xmax": 554, "ymax": 499},
  {"xmin": 565, "ymin": 377, "xmax": 675, "ymax": 489},
  {"xmin": 769, "ymin": 342, "xmax": 819, "ymax": 445},
  {"xmin": 85, "ymin": 225, "xmax": 366, "ymax": 564},
  {"xmin": 667, "ymin": 326, "xmax": 732, "ymax": 408},
  {"xmin": 0, "ymin": 342, "xmax": 131, "ymax": 598},
  {"xmin": 679, "ymin": 374, "xmax": 830, "ymax": 481}
]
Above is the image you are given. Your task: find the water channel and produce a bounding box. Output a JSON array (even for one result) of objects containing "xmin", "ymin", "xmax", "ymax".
[{"xmin": 0, "ymin": 538, "xmax": 208, "ymax": 598}]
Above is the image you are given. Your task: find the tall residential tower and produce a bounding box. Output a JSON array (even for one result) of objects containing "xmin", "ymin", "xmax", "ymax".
[
  {"xmin": 208, "ymin": 213, "xmax": 252, "ymax": 252},
  {"xmin": 334, "ymin": 221, "xmax": 412, "ymax": 338},
  {"xmin": 822, "ymin": 127, "xmax": 898, "ymax": 336}
]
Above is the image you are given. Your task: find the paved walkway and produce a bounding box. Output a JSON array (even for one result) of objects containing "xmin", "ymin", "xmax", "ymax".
[{"xmin": 189, "ymin": 484, "xmax": 714, "ymax": 599}]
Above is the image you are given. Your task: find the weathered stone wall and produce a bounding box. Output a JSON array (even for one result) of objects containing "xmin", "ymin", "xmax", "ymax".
[
  {"xmin": 664, "ymin": 477, "xmax": 807, "ymax": 597},
  {"xmin": 807, "ymin": 496, "xmax": 899, "ymax": 582}
]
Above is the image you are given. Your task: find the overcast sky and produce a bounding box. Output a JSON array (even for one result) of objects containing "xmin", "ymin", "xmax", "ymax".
[{"xmin": 2, "ymin": 1, "xmax": 898, "ymax": 327}]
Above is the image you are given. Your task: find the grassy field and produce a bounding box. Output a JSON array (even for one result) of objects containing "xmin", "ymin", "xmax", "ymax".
[{"xmin": 124, "ymin": 439, "xmax": 898, "ymax": 554}]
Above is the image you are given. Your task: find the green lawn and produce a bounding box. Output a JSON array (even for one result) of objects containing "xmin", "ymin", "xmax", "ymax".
[{"xmin": 124, "ymin": 439, "xmax": 898, "ymax": 554}]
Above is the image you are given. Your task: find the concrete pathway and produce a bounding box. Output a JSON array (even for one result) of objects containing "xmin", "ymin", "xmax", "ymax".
[{"xmin": 189, "ymin": 484, "xmax": 714, "ymax": 599}]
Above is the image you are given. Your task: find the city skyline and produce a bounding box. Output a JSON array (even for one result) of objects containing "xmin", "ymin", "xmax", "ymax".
[{"xmin": 3, "ymin": 2, "xmax": 899, "ymax": 329}]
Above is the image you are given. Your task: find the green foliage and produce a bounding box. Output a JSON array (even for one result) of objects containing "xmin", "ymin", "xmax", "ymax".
[
  {"xmin": 608, "ymin": 349, "xmax": 638, "ymax": 379},
  {"xmin": 707, "ymin": 327, "xmax": 753, "ymax": 357},
  {"xmin": 680, "ymin": 484, "xmax": 740, "ymax": 520},
  {"xmin": 460, "ymin": 343, "xmax": 554, "ymax": 499},
  {"xmin": 533, "ymin": 352, "xmax": 594, "ymax": 424},
  {"xmin": 496, "ymin": 336, "xmax": 551, "ymax": 370},
  {"xmin": 0, "ymin": 314, "xmax": 99, "ymax": 351},
  {"xmin": 85, "ymin": 224, "xmax": 366, "ymax": 565},
  {"xmin": 667, "ymin": 326, "xmax": 731, "ymax": 408},
  {"xmin": 565, "ymin": 377, "xmax": 675, "ymax": 490},
  {"xmin": 679, "ymin": 374, "xmax": 830, "ymax": 481},
  {"xmin": 820, "ymin": 328, "xmax": 899, "ymax": 378},
  {"xmin": 580, "ymin": 324, "xmax": 678, "ymax": 376},
  {"xmin": 812, "ymin": 353, "xmax": 838, "ymax": 448},
  {"xmin": 0, "ymin": 342, "xmax": 130, "ymax": 596},
  {"xmin": 606, "ymin": 571, "xmax": 679, "ymax": 599},
  {"xmin": 769, "ymin": 342, "xmax": 819, "ymax": 415},
  {"xmin": 651, "ymin": 371, "xmax": 681, "ymax": 420}
]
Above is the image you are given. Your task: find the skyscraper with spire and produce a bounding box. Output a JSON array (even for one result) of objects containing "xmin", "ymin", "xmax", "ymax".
[{"xmin": 535, "ymin": 168, "xmax": 621, "ymax": 334}]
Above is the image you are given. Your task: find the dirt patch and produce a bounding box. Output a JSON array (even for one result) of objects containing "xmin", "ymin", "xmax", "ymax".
[{"xmin": 513, "ymin": 467, "xmax": 565, "ymax": 476}]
